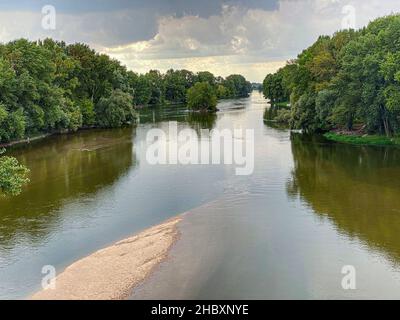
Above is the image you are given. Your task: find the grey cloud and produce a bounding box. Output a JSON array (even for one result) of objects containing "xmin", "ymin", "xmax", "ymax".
[
  {"xmin": 0, "ymin": 0, "xmax": 279, "ymax": 45},
  {"xmin": 1, "ymin": 0, "xmax": 400, "ymax": 82},
  {"xmin": 0, "ymin": 0, "xmax": 279, "ymax": 15}
]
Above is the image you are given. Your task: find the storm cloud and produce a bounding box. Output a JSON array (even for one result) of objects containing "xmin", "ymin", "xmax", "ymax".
[{"xmin": 0, "ymin": 0, "xmax": 399, "ymax": 81}]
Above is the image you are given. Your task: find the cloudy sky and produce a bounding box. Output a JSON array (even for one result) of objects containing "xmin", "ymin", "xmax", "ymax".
[{"xmin": 0, "ymin": 0, "xmax": 400, "ymax": 81}]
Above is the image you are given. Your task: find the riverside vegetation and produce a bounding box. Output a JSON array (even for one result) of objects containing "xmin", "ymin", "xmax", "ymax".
[
  {"xmin": 0, "ymin": 38, "xmax": 251, "ymax": 195},
  {"xmin": 263, "ymin": 14, "xmax": 400, "ymax": 145}
]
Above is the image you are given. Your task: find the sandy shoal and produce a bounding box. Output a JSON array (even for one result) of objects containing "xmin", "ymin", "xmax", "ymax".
[{"xmin": 31, "ymin": 216, "xmax": 182, "ymax": 300}]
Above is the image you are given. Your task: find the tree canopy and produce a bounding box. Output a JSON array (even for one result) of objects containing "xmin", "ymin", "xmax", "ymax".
[
  {"xmin": 0, "ymin": 38, "xmax": 252, "ymax": 144},
  {"xmin": 263, "ymin": 14, "xmax": 400, "ymax": 136},
  {"xmin": 0, "ymin": 38, "xmax": 252, "ymax": 195},
  {"xmin": 187, "ymin": 82, "xmax": 218, "ymax": 112},
  {"xmin": 0, "ymin": 149, "xmax": 29, "ymax": 196}
]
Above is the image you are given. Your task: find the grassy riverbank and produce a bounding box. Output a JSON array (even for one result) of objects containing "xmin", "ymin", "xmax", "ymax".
[
  {"xmin": 324, "ymin": 132, "xmax": 400, "ymax": 146},
  {"xmin": 273, "ymin": 101, "xmax": 290, "ymax": 107}
]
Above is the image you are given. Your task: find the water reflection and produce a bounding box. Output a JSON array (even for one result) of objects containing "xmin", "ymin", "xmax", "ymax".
[
  {"xmin": 2, "ymin": 92, "xmax": 400, "ymax": 299},
  {"xmin": 138, "ymin": 104, "xmax": 217, "ymax": 131},
  {"xmin": 0, "ymin": 128, "xmax": 135, "ymax": 251},
  {"xmin": 0, "ymin": 104, "xmax": 227, "ymax": 299},
  {"xmin": 288, "ymin": 133, "xmax": 400, "ymax": 264},
  {"xmin": 187, "ymin": 112, "xmax": 217, "ymax": 132},
  {"xmin": 264, "ymin": 104, "xmax": 281, "ymax": 121}
]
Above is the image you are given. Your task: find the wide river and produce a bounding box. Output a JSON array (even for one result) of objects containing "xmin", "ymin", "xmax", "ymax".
[{"xmin": 1, "ymin": 92, "xmax": 400, "ymax": 299}]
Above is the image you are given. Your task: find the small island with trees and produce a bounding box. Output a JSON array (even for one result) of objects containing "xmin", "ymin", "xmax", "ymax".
[{"xmin": 187, "ymin": 82, "xmax": 218, "ymax": 112}]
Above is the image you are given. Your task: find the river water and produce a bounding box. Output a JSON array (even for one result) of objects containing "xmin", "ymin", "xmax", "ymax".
[{"xmin": 1, "ymin": 92, "xmax": 400, "ymax": 299}]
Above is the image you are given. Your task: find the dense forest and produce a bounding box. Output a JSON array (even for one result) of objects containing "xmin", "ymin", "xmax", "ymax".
[
  {"xmin": 263, "ymin": 14, "xmax": 400, "ymax": 137},
  {"xmin": 0, "ymin": 38, "xmax": 252, "ymax": 195}
]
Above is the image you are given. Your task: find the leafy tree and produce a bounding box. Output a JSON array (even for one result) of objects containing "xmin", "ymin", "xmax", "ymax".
[
  {"xmin": 263, "ymin": 71, "xmax": 288, "ymax": 103},
  {"xmin": 145, "ymin": 70, "xmax": 164, "ymax": 105},
  {"xmin": 196, "ymin": 71, "xmax": 216, "ymax": 87},
  {"xmin": 224, "ymin": 74, "xmax": 252, "ymax": 98},
  {"xmin": 291, "ymin": 92, "xmax": 318, "ymax": 132},
  {"xmin": 187, "ymin": 82, "xmax": 218, "ymax": 112},
  {"xmin": 181, "ymin": 70, "xmax": 196, "ymax": 89},
  {"xmin": 129, "ymin": 73, "xmax": 151, "ymax": 106},
  {"xmin": 78, "ymin": 98, "xmax": 95, "ymax": 127},
  {"xmin": 262, "ymin": 16, "xmax": 400, "ymax": 136},
  {"xmin": 95, "ymin": 89, "xmax": 136, "ymax": 128},
  {"xmin": 216, "ymin": 85, "xmax": 229, "ymax": 99},
  {"xmin": 0, "ymin": 149, "xmax": 30, "ymax": 196},
  {"xmin": 164, "ymin": 69, "xmax": 188, "ymax": 103},
  {"xmin": 0, "ymin": 37, "xmax": 252, "ymax": 142}
]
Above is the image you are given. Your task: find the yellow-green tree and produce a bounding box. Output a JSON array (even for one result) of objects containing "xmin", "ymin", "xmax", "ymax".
[
  {"xmin": 0, "ymin": 149, "xmax": 30, "ymax": 196},
  {"xmin": 187, "ymin": 82, "xmax": 217, "ymax": 112}
]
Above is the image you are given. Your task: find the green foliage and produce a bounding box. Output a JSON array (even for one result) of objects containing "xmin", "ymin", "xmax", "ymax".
[
  {"xmin": 130, "ymin": 73, "xmax": 151, "ymax": 106},
  {"xmin": 0, "ymin": 38, "xmax": 253, "ymax": 196},
  {"xmin": 146, "ymin": 70, "xmax": 165, "ymax": 105},
  {"xmin": 263, "ymin": 105, "xmax": 292, "ymax": 131},
  {"xmin": 324, "ymin": 132, "xmax": 400, "ymax": 146},
  {"xmin": 263, "ymin": 14, "xmax": 400, "ymax": 137},
  {"xmin": 0, "ymin": 38, "xmax": 252, "ymax": 143},
  {"xmin": 0, "ymin": 149, "xmax": 30, "ymax": 196},
  {"xmin": 224, "ymin": 74, "xmax": 252, "ymax": 98},
  {"xmin": 275, "ymin": 109, "xmax": 292, "ymax": 124},
  {"xmin": 187, "ymin": 82, "xmax": 218, "ymax": 112},
  {"xmin": 291, "ymin": 92, "xmax": 318, "ymax": 132},
  {"xmin": 216, "ymin": 85, "xmax": 229, "ymax": 99},
  {"xmin": 78, "ymin": 98, "xmax": 95, "ymax": 127},
  {"xmin": 263, "ymin": 71, "xmax": 288, "ymax": 103},
  {"xmin": 0, "ymin": 38, "xmax": 138, "ymax": 141},
  {"xmin": 96, "ymin": 89, "xmax": 136, "ymax": 128},
  {"xmin": 196, "ymin": 71, "xmax": 216, "ymax": 87},
  {"xmin": 164, "ymin": 69, "xmax": 189, "ymax": 103}
]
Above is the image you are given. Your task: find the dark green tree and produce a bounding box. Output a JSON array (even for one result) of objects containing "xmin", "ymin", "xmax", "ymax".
[{"xmin": 95, "ymin": 89, "xmax": 136, "ymax": 128}]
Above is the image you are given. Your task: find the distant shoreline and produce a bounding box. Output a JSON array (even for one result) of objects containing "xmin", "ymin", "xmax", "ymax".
[{"xmin": 31, "ymin": 216, "xmax": 183, "ymax": 300}]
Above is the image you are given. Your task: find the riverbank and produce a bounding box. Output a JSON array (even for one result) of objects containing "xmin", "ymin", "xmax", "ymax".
[
  {"xmin": 0, "ymin": 134, "xmax": 52, "ymax": 149},
  {"xmin": 0, "ymin": 126, "xmax": 100, "ymax": 149},
  {"xmin": 31, "ymin": 216, "xmax": 182, "ymax": 300},
  {"xmin": 324, "ymin": 132, "xmax": 400, "ymax": 146},
  {"xmin": 0, "ymin": 125, "xmax": 139, "ymax": 151}
]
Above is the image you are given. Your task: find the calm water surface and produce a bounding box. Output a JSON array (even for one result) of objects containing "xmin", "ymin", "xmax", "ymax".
[{"xmin": 1, "ymin": 92, "xmax": 400, "ymax": 299}]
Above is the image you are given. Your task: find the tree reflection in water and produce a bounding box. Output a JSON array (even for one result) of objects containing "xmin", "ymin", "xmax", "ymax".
[{"xmin": 288, "ymin": 132, "xmax": 400, "ymax": 265}]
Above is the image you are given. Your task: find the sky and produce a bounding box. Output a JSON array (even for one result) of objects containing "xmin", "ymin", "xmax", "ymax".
[{"xmin": 0, "ymin": 0, "xmax": 400, "ymax": 82}]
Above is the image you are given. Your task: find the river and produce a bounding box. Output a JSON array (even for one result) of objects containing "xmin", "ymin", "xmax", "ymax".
[{"xmin": 1, "ymin": 92, "xmax": 400, "ymax": 299}]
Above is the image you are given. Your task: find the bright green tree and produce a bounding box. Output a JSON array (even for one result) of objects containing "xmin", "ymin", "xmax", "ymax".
[
  {"xmin": 187, "ymin": 82, "xmax": 218, "ymax": 112},
  {"xmin": 0, "ymin": 149, "xmax": 30, "ymax": 196},
  {"xmin": 95, "ymin": 89, "xmax": 136, "ymax": 128}
]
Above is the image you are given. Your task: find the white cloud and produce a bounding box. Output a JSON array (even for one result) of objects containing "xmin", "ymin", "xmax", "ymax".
[
  {"xmin": 1, "ymin": 1, "xmax": 400, "ymax": 81},
  {"xmin": 101, "ymin": 0, "xmax": 400, "ymax": 81}
]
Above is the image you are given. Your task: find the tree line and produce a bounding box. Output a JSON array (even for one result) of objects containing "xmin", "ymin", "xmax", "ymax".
[
  {"xmin": 263, "ymin": 14, "xmax": 400, "ymax": 137},
  {"xmin": 0, "ymin": 38, "xmax": 252, "ymax": 143},
  {"xmin": 0, "ymin": 38, "xmax": 252, "ymax": 195}
]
